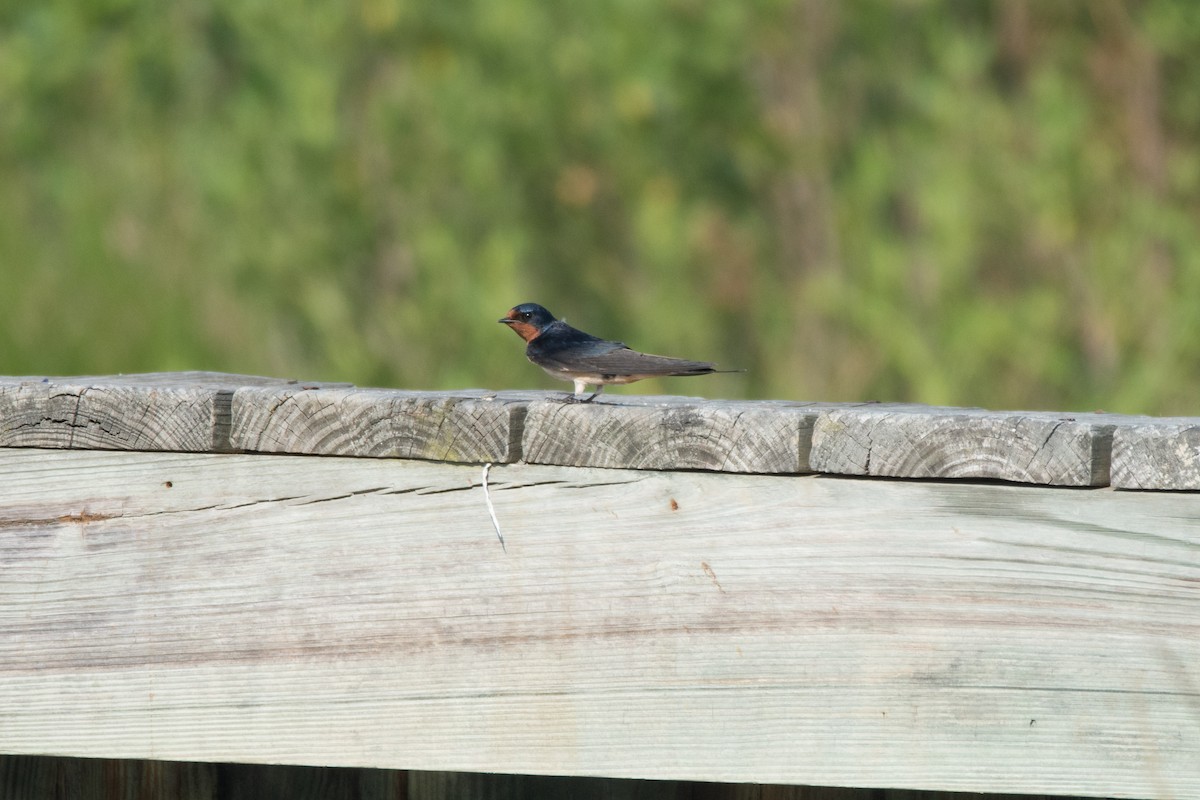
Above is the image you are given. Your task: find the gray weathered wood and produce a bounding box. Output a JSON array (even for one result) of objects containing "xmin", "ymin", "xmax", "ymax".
[
  {"xmin": 520, "ymin": 395, "xmax": 834, "ymax": 473},
  {"xmin": 5, "ymin": 373, "xmax": 1200, "ymax": 489},
  {"xmin": 230, "ymin": 386, "xmax": 537, "ymax": 463},
  {"xmin": 1111, "ymin": 419, "xmax": 1200, "ymax": 490},
  {"xmin": 0, "ymin": 447, "xmax": 1196, "ymax": 798},
  {"xmin": 0, "ymin": 373, "xmax": 347, "ymax": 454},
  {"xmin": 810, "ymin": 405, "xmax": 1141, "ymax": 486}
]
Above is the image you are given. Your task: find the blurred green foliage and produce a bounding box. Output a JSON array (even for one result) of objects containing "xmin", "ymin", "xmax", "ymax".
[{"xmin": 2, "ymin": 0, "xmax": 1199, "ymax": 413}]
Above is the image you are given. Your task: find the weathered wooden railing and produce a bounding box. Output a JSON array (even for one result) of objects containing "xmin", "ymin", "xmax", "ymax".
[{"xmin": 0, "ymin": 373, "xmax": 1197, "ymax": 799}]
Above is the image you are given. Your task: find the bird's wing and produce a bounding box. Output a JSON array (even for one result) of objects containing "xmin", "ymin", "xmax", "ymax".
[
  {"xmin": 528, "ymin": 321, "xmax": 718, "ymax": 377},
  {"xmin": 540, "ymin": 343, "xmax": 717, "ymax": 377}
]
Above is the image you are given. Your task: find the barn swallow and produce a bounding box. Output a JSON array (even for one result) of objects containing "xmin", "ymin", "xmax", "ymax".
[{"xmin": 499, "ymin": 302, "xmax": 738, "ymax": 401}]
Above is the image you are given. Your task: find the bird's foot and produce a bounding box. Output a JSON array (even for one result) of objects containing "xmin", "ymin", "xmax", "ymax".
[
  {"xmin": 564, "ymin": 382, "xmax": 604, "ymax": 403},
  {"xmin": 562, "ymin": 392, "xmax": 602, "ymax": 404}
]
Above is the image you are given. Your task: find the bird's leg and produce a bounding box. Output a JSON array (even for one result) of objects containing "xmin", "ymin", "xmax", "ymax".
[{"xmin": 566, "ymin": 380, "xmax": 603, "ymax": 403}]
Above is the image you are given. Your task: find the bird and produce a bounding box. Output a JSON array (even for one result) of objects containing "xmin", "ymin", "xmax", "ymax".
[{"xmin": 499, "ymin": 302, "xmax": 737, "ymax": 402}]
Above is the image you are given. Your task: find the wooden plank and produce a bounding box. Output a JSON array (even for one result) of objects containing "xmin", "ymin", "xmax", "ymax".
[
  {"xmin": 0, "ymin": 755, "xmax": 414, "ymax": 800},
  {"xmin": 520, "ymin": 396, "xmax": 834, "ymax": 473},
  {"xmin": 0, "ymin": 373, "xmax": 347, "ymax": 454},
  {"xmin": 809, "ymin": 405, "xmax": 1140, "ymax": 486},
  {"xmin": 0, "ymin": 755, "xmax": 219, "ymax": 800},
  {"xmin": 1111, "ymin": 419, "xmax": 1200, "ymax": 490},
  {"xmin": 0, "ymin": 448, "xmax": 1196, "ymax": 797},
  {"xmin": 230, "ymin": 386, "xmax": 536, "ymax": 463},
  {"xmin": 408, "ymin": 771, "xmax": 690, "ymax": 800},
  {"xmin": 0, "ymin": 756, "xmax": 921, "ymax": 800},
  {"xmin": 406, "ymin": 771, "xmax": 850, "ymax": 799},
  {"xmin": 214, "ymin": 762, "xmax": 406, "ymax": 800}
]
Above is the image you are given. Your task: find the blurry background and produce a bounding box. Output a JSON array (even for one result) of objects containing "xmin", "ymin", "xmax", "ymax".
[{"xmin": 2, "ymin": 0, "xmax": 1198, "ymax": 413}]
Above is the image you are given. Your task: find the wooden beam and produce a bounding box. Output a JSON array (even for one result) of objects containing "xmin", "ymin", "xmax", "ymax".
[
  {"xmin": 8, "ymin": 373, "xmax": 1200, "ymax": 491},
  {"xmin": 0, "ymin": 447, "xmax": 1196, "ymax": 797}
]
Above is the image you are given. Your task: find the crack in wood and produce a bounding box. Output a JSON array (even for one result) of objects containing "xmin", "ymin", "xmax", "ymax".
[
  {"xmin": 211, "ymin": 389, "xmax": 235, "ymax": 453},
  {"xmin": 294, "ymin": 488, "xmax": 392, "ymax": 506},
  {"xmin": 0, "ymin": 512, "xmax": 117, "ymax": 528},
  {"xmin": 417, "ymin": 484, "xmax": 482, "ymax": 496},
  {"xmin": 67, "ymin": 388, "xmax": 86, "ymax": 449},
  {"xmin": 507, "ymin": 403, "xmax": 527, "ymax": 463},
  {"xmin": 216, "ymin": 496, "xmax": 306, "ymax": 511}
]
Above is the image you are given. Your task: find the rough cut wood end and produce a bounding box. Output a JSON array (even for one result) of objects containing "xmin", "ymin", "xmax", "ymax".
[
  {"xmin": 231, "ymin": 386, "xmax": 533, "ymax": 463},
  {"xmin": 1111, "ymin": 421, "xmax": 1200, "ymax": 490},
  {"xmin": 809, "ymin": 405, "xmax": 1142, "ymax": 487},
  {"xmin": 520, "ymin": 395, "xmax": 826, "ymax": 474}
]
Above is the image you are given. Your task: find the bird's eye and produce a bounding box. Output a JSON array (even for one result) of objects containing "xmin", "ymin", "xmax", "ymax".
[{"xmin": 520, "ymin": 311, "xmax": 532, "ymax": 320}]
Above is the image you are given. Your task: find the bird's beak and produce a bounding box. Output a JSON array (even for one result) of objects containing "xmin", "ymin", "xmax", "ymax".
[{"xmin": 498, "ymin": 317, "xmax": 514, "ymax": 325}]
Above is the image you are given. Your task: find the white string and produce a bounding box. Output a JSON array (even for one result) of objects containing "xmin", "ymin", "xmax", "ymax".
[{"xmin": 482, "ymin": 463, "xmax": 505, "ymax": 552}]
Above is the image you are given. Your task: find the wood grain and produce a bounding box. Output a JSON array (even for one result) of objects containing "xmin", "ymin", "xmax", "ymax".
[
  {"xmin": 520, "ymin": 395, "xmax": 833, "ymax": 473},
  {"xmin": 1111, "ymin": 419, "xmax": 1200, "ymax": 490},
  {"xmin": 810, "ymin": 405, "xmax": 1140, "ymax": 486},
  {"xmin": 0, "ymin": 447, "xmax": 1196, "ymax": 797},
  {"xmin": 0, "ymin": 373, "xmax": 347, "ymax": 453},
  {"xmin": 230, "ymin": 386, "xmax": 537, "ymax": 463}
]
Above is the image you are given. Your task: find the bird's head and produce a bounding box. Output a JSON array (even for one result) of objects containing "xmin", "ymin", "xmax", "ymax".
[{"xmin": 499, "ymin": 303, "xmax": 557, "ymax": 342}]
